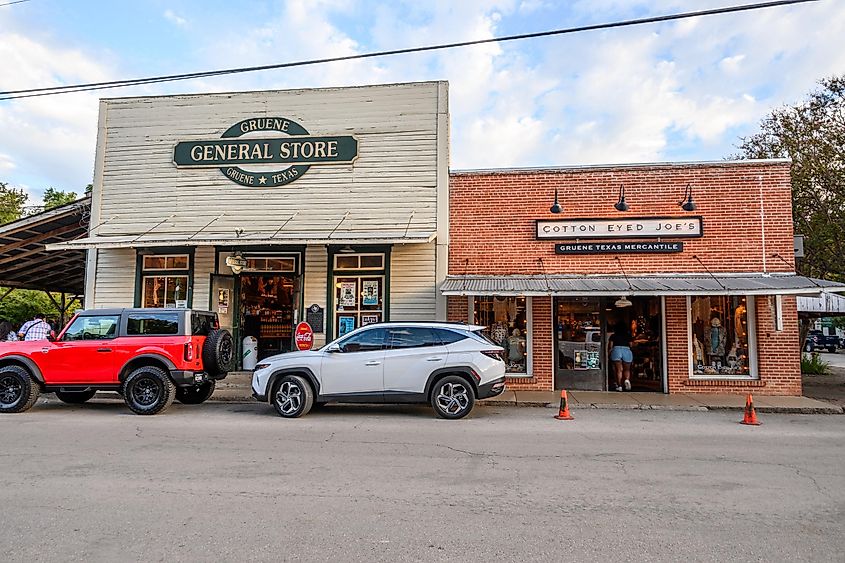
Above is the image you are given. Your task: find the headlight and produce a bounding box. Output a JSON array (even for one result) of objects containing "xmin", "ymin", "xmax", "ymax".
[{"xmin": 254, "ymin": 363, "xmax": 271, "ymax": 371}]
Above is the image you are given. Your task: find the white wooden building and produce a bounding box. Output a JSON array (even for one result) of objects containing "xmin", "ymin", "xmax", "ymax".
[{"xmin": 51, "ymin": 81, "xmax": 450, "ymax": 360}]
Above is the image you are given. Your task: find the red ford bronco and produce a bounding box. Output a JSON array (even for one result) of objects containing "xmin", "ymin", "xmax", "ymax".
[{"xmin": 0, "ymin": 308, "xmax": 234, "ymax": 415}]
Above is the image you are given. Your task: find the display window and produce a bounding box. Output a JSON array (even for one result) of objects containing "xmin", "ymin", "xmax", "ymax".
[
  {"xmin": 689, "ymin": 295, "xmax": 755, "ymax": 378},
  {"xmin": 472, "ymin": 296, "xmax": 529, "ymax": 375},
  {"xmin": 334, "ymin": 276, "xmax": 384, "ymax": 337},
  {"xmin": 139, "ymin": 252, "xmax": 191, "ymax": 308}
]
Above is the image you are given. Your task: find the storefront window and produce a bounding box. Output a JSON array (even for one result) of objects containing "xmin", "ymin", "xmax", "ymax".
[
  {"xmin": 690, "ymin": 295, "xmax": 752, "ymax": 377},
  {"xmin": 140, "ymin": 253, "xmax": 191, "ymax": 308},
  {"xmin": 473, "ymin": 296, "xmax": 528, "ymax": 374}
]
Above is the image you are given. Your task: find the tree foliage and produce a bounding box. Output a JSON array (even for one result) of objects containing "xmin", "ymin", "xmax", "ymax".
[
  {"xmin": 737, "ymin": 75, "xmax": 845, "ymax": 283},
  {"xmin": 0, "ymin": 288, "xmax": 74, "ymax": 327},
  {"xmin": 0, "ymin": 181, "xmax": 28, "ymax": 225},
  {"xmin": 42, "ymin": 187, "xmax": 78, "ymax": 210}
]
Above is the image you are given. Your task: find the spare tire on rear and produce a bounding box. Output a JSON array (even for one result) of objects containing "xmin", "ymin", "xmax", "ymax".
[{"xmin": 202, "ymin": 329, "xmax": 235, "ymax": 375}]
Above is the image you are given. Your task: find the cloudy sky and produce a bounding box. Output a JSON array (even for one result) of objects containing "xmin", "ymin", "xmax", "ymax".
[{"xmin": 0, "ymin": 0, "xmax": 843, "ymax": 204}]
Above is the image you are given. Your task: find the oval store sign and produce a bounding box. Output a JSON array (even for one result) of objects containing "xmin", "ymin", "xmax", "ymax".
[
  {"xmin": 173, "ymin": 117, "xmax": 358, "ymax": 187},
  {"xmin": 294, "ymin": 322, "xmax": 314, "ymax": 351}
]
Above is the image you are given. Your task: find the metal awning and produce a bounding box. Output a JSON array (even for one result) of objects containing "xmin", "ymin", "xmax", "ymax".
[
  {"xmin": 440, "ymin": 274, "xmax": 845, "ymax": 297},
  {"xmin": 47, "ymin": 231, "xmax": 436, "ymax": 250},
  {"xmin": 0, "ymin": 197, "xmax": 90, "ymax": 294}
]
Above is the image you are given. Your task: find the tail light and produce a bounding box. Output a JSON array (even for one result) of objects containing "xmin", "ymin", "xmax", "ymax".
[
  {"xmin": 184, "ymin": 342, "xmax": 193, "ymax": 361},
  {"xmin": 481, "ymin": 350, "xmax": 504, "ymax": 362}
]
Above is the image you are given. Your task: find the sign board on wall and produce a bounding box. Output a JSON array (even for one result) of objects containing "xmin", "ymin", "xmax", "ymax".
[
  {"xmin": 536, "ymin": 217, "xmax": 703, "ymax": 239},
  {"xmin": 305, "ymin": 304, "xmax": 324, "ymax": 333},
  {"xmin": 555, "ymin": 242, "xmax": 683, "ymax": 254},
  {"xmin": 173, "ymin": 117, "xmax": 358, "ymax": 187}
]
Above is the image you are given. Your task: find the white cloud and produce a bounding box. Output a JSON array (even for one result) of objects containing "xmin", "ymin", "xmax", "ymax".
[{"xmin": 163, "ymin": 9, "xmax": 187, "ymax": 27}]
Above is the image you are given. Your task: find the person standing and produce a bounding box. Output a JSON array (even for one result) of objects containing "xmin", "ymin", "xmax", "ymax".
[
  {"xmin": 0, "ymin": 321, "xmax": 18, "ymax": 341},
  {"xmin": 609, "ymin": 321, "xmax": 633, "ymax": 392},
  {"xmin": 18, "ymin": 313, "xmax": 53, "ymax": 341}
]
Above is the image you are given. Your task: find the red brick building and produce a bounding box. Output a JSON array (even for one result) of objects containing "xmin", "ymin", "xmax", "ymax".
[{"xmin": 443, "ymin": 160, "xmax": 842, "ymax": 395}]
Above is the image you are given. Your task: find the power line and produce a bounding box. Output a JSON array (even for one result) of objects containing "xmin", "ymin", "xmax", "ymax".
[
  {"xmin": 0, "ymin": 0, "xmax": 32, "ymax": 7},
  {"xmin": 0, "ymin": 0, "xmax": 818, "ymax": 101}
]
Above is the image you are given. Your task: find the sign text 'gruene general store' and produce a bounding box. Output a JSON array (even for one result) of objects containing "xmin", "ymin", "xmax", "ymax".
[{"xmin": 173, "ymin": 117, "xmax": 357, "ymax": 187}]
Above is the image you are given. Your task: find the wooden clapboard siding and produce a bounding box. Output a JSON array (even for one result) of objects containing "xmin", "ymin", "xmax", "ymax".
[
  {"xmin": 303, "ymin": 245, "xmax": 328, "ymax": 348},
  {"xmin": 92, "ymin": 248, "xmax": 135, "ymax": 308},
  {"xmin": 389, "ymin": 242, "xmax": 436, "ymax": 321},
  {"xmin": 95, "ymin": 82, "xmax": 443, "ymax": 238},
  {"xmin": 191, "ymin": 247, "xmax": 215, "ymax": 310}
]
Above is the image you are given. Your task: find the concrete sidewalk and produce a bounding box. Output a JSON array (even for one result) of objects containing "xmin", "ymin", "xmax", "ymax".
[{"xmin": 209, "ymin": 371, "xmax": 843, "ymax": 414}]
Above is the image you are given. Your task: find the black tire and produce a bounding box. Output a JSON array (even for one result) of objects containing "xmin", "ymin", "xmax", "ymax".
[
  {"xmin": 271, "ymin": 375, "xmax": 314, "ymax": 418},
  {"xmin": 122, "ymin": 365, "xmax": 176, "ymax": 415},
  {"xmin": 0, "ymin": 365, "xmax": 40, "ymax": 414},
  {"xmin": 203, "ymin": 329, "xmax": 235, "ymax": 375},
  {"xmin": 175, "ymin": 380, "xmax": 216, "ymax": 405},
  {"xmin": 430, "ymin": 375, "xmax": 475, "ymax": 420},
  {"xmin": 55, "ymin": 389, "xmax": 97, "ymax": 404},
  {"xmin": 827, "ymin": 347, "xmax": 836, "ymax": 353}
]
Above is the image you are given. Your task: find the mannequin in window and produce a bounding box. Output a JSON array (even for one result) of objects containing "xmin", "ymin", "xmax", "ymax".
[
  {"xmin": 506, "ymin": 328, "xmax": 526, "ymax": 369},
  {"xmin": 734, "ymin": 302, "xmax": 747, "ymax": 341},
  {"xmin": 704, "ymin": 316, "xmax": 727, "ymax": 363}
]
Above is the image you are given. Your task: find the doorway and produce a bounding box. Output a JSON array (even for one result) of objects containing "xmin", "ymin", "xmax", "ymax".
[
  {"xmin": 554, "ymin": 296, "xmax": 664, "ymax": 392},
  {"xmin": 240, "ymin": 274, "xmax": 298, "ymax": 360}
]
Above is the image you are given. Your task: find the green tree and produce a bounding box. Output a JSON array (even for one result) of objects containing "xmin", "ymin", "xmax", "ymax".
[
  {"xmin": 42, "ymin": 187, "xmax": 78, "ymax": 210},
  {"xmin": 737, "ymin": 75, "xmax": 845, "ymax": 283},
  {"xmin": 0, "ymin": 181, "xmax": 28, "ymax": 225}
]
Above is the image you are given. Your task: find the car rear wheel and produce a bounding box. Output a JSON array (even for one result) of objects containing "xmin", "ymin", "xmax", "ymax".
[
  {"xmin": 175, "ymin": 380, "xmax": 216, "ymax": 404},
  {"xmin": 0, "ymin": 365, "xmax": 39, "ymax": 414},
  {"xmin": 271, "ymin": 375, "xmax": 313, "ymax": 418},
  {"xmin": 431, "ymin": 375, "xmax": 475, "ymax": 419},
  {"xmin": 123, "ymin": 366, "xmax": 176, "ymax": 415},
  {"xmin": 55, "ymin": 389, "xmax": 97, "ymax": 404}
]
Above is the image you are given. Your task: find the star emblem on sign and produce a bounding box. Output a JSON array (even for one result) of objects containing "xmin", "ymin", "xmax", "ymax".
[{"xmin": 258, "ymin": 176, "xmax": 267, "ymax": 184}]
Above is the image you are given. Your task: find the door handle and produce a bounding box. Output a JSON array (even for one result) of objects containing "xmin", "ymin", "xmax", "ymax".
[
  {"xmin": 97, "ymin": 348, "xmax": 112, "ymax": 353},
  {"xmin": 426, "ymin": 357, "xmax": 444, "ymax": 361},
  {"xmin": 364, "ymin": 361, "xmax": 381, "ymax": 366}
]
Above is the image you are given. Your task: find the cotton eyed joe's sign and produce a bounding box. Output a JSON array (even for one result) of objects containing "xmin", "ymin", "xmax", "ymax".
[{"xmin": 536, "ymin": 216, "xmax": 703, "ymax": 239}]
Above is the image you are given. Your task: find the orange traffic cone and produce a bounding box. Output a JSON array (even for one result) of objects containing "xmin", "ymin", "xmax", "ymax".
[
  {"xmin": 554, "ymin": 390, "xmax": 574, "ymax": 420},
  {"xmin": 740, "ymin": 394, "xmax": 761, "ymax": 426}
]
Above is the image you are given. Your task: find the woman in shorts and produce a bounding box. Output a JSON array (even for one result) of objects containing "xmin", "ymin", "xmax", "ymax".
[{"xmin": 609, "ymin": 321, "xmax": 633, "ymax": 391}]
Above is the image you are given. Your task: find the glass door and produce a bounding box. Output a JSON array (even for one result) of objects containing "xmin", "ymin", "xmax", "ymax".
[{"xmin": 554, "ymin": 297, "xmax": 606, "ymax": 391}]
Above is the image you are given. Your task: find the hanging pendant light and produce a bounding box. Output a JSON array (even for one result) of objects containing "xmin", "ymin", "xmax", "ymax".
[
  {"xmin": 614, "ymin": 185, "xmax": 629, "ymax": 212},
  {"xmin": 549, "ymin": 188, "xmax": 562, "ymax": 214},
  {"xmin": 615, "ymin": 296, "xmax": 633, "ymax": 308},
  {"xmin": 680, "ymin": 184, "xmax": 697, "ymax": 211}
]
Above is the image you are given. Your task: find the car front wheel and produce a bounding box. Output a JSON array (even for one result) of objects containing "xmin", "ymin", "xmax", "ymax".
[
  {"xmin": 0, "ymin": 365, "xmax": 39, "ymax": 414},
  {"xmin": 431, "ymin": 376, "xmax": 475, "ymax": 419},
  {"xmin": 271, "ymin": 375, "xmax": 313, "ymax": 418},
  {"xmin": 123, "ymin": 366, "xmax": 176, "ymax": 415}
]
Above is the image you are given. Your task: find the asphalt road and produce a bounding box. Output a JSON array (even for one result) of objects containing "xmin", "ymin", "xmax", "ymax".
[{"xmin": 1, "ymin": 399, "xmax": 843, "ymax": 562}]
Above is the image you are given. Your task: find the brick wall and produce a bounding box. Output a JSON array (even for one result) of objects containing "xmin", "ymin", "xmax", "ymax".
[{"xmin": 449, "ymin": 161, "xmax": 802, "ymax": 395}]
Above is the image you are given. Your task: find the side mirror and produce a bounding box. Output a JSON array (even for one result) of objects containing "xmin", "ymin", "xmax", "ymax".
[{"xmin": 325, "ymin": 344, "xmax": 341, "ymax": 353}]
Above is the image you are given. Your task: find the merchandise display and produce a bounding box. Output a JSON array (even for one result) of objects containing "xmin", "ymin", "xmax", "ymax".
[
  {"xmin": 690, "ymin": 296, "xmax": 750, "ymax": 376},
  {"xmin": 475, "ymin": 296, "xmax": 528, "ymax": 373}
]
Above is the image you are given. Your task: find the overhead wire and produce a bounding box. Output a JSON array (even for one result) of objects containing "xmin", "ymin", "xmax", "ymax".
[{"xmin": 0, "ymin": 0, "xmax": 819, "ymax": 101}]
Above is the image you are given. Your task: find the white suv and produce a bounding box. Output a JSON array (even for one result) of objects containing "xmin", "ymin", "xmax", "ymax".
[{"xmin": 252, "ymin": 322, "xmax": 506, "ymax": 419}]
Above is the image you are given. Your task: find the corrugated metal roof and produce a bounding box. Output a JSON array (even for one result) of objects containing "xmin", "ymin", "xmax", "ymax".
[
  {"xmin": 441, "ymin": 274, "xmax": 845, "ymax": 296},
  {"xmin": 797, "ymin": 292, "xmax": 845, "ymax": 314}
]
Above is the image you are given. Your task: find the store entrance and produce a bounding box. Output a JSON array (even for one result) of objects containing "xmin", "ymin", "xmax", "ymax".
[
  {"xmin": 240, "ymin": 274, "xmax": 298, "ymax": 360},
  {"xmin": 554, "ymin": 296, "xmax": 664, "ymax": 392}
]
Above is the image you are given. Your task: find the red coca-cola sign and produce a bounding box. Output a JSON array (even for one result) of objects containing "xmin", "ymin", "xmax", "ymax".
[{"xmin": 294, "ymin": 322, "xmax": 314, "ymax": 351}]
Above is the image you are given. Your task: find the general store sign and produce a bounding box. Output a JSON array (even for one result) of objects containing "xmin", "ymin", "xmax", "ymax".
[
  {"xmin": 536, "ymin": 217, "xmax": 703, "ymax": 240},
  {"xmin": 173, "ymin": 117, "xmax": 357, "ymax": 187}
]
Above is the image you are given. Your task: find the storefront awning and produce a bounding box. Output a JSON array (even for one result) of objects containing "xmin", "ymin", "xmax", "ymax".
[
  {"xmin": 440, "ymin": 274, "xmax": 845, "ymax": 297},
  {"xmin": 47, "ymin": 231, "xmax": 436, "ymax": 250}
]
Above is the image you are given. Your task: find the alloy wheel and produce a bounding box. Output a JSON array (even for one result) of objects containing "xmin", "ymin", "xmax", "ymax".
[
  {"xmin": 275, "ymin": 381, "xmax": 302, "ymax": 415},
  {"xmin": 0, "ymin": 375, "xmax": 22, "ymax": 407},
  {"xmin": 436, "ymin": 382, "xmax": 470, "ymax": 415},
  {"xmin": 132, "ymin": 377, "xmax": 162, "ymax": 406}
]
